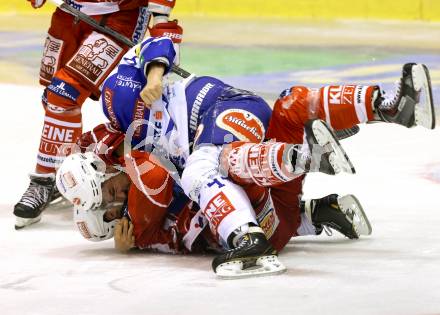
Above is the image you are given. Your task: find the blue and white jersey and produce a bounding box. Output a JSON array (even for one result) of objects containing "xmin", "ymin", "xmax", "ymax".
[{"xmin": 101, "ymin": 36, "xmax": 272, "ymax": 171}]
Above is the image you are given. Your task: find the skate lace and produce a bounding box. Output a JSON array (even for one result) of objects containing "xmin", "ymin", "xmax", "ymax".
[
  {"xmin": 19, "ymin": 181, "xmax": 51, "ymax": 209},
  {"xmin": 379, "ymin": 80, "xmax": 402, "ymax": 111}
]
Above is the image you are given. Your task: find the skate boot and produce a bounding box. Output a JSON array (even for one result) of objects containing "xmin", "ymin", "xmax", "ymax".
[
  {"xmin": 334, "ymin": 125, "xmax": 360, "ymax": 140},
  {"xmin": 13, "ymin": 173, "xmax": 58, "ymax": 229},
  {"xmin": 302, "ymin": 194, "xmax": 372, "ymax": 239},
  {"xmin": 300, "ymin": 119, "xmax": 356, "ymax": 175},
  {"xmin": 374, "ymin": 63, "xmax": 435, "ymax": 129},
  {"xmin": 212, "ymin": 225, "xmax": 286, "ymax": 279}
]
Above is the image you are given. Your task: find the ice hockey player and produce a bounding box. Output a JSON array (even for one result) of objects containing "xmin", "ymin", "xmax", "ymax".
[
  {"xmin": 56, "ymin": 117, "xmax": 369, "ymax": 279},
  {"xmin": 14, "ymin": 0, "xmax": 183, "ymax": 229},
  {"xmin": 77, "ymin": 34, "xmax": 433, "ymax": 274}
]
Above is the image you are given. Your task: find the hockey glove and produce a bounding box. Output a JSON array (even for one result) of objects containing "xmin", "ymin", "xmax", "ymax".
[
  {"xmin": 76, "ymin": 123, "xmax": 125, "ymax": 166},
  {"xmin": 149, "ymin": 20, "xmax": 183, "ymax": 65}
]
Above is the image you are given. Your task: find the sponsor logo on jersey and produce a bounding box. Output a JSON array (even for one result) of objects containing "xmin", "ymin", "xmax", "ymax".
[
  {"xmin": 132, "ymin": 7, "xmax": 150, "ymax": 44},
  {"xmin": 189, "ymin": 83, "xmax": 215, "ymax": 133},
  {"xmin": 40, "ymin": 35, "xmax": 63, "ymax": 84},
  {"xmin": 42, "ymin": 124, "xmax": 75, "ymax": 143},
  {"xmin": 133, "ymin": 99, "xmax": 145, "ymax": 138},
  {"xmin": 67, "ymin": 33, "xmax": 122, "ymax": 85},
  {"xmin": 47, "ymin": 78, "xmax": 80, "ymax": 102},
  {"xmin": 76, "ymin": 221, "xmax": 92, "ymax": 239},
  {"xmin": 46, "ymin": 103, "xmax": 67, "ymax": 114},
  {"xmin": 103, "ymin": 87, "xmax": 120, "ymax": 129},
  {"xmin": 203, "ymin": 191, "xmax": 236, "ymax": 232},
  {"xmin": 256, "ymin": 197, "xmax": 279, "ymax": 239},
  {"xmin": 65, "ymin": 0, "xmax": 83, "ymax": 11},
  {"xmin": 116, "ymin": 74, "xmax": 143, "ymax": 91},
  {"xmin": 328, "ymin": 85, "xmax": 356, "ymax": 105},
  {"xmin": 162, "ymin": 32, "xmax": 183, "ymax": 41},
  {"xmin": 216, "ymin": 109, "xmax": 265, "ymax": 142},
  {"xmin": 37, "ymin": 153, "xmax": 60, "ymax": 167}
]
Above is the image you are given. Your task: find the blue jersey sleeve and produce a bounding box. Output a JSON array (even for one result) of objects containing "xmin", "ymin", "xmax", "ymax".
[{"xmin": 138, "ymin": 37, "xmax": 176, "ymax": 76}]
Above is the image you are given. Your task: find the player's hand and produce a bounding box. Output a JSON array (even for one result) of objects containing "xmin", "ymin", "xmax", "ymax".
[
  {"xmin": 140, "ymin": 63, "xmax": 165, "ymax": 108},
  {"xmin": 77, "ymin": 123, "xmax": 125, "ymax": 165},
  {"xmin": 114, "ymin": 218, "xmax": 135, "ymax": 253},
  {"xmin": 27, "ymin": 0, "xmax": 46, "ymax": 9}
]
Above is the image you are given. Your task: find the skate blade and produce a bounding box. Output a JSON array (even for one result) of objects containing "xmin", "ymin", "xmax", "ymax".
[
  {"xmin": 338, "ymin": 195, "xmax": 372, "ymax": 237},
  {"xmin": 413, "ymin": 64, "xmax": 436, "ymax": 129},
  {"xmin": 311, "ymin": 120, "xmax": 356, "ymax": 174},
  {"xmin": 15, "ymin": 215, "xmax": 42, "ymax": 230},
  {"xmin": 215, "ymin": 255, "xmax": 286, "ymax": 280}
]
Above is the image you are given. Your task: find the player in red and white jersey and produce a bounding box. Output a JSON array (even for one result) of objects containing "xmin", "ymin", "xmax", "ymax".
[
  {"xmin": 54, "ymin": 113, "xmax": 370, "ymax": 278},
  {"xmin": 14, "ymin": 0, "xmax": 183, "ymax": 229}
]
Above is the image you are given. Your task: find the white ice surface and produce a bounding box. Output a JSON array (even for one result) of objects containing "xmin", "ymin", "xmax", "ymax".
[{"xmin": 1, "ymin": 84, "xmax": 440, "ymax": 315}]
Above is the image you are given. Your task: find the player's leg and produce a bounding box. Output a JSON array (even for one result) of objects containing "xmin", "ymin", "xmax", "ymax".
[
  {"xmin": 181, "ymin": 145, "xmax": 285, "ymax": 278},
  {"xmin": 183, "ymin": 95, "xmax": 286, "ymax": 278},
  {"xmin": 14, "ymin": 9, "xmax": 148, "ymax": 229},
  {"xmin": 271, "ymin": 63, "xmax": 435, "ymax": 140},
  {"xmin": 14, "ymin": 11, "xmax": 86, "ymax": 229},
  {"xmin": 221, "ymin": 120, "xmax": 354, "ymax": 191}
]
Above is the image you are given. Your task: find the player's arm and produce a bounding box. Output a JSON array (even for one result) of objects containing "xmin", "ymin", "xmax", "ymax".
[
  {"xmin": 140, "ymin": 62, "xmax": 166, "ymax": 106},
  {"xmin": 136, "ymin": 36, "xmax": 176, "ymax": 107}
]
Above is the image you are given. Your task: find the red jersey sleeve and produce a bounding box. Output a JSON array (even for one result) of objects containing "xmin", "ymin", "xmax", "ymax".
[{"xmin": 124, "ymin": 150, "xmax": 189, "ymax": 253}]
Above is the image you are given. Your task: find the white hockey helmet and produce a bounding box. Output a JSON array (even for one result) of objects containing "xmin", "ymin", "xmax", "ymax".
[
  {"xmin": 56, "ymin": 152, "xmax": 108, "ymax": 211},
  {"xmin": 74, "ymin": 207, "xmax": 116, "ymax": 242}
]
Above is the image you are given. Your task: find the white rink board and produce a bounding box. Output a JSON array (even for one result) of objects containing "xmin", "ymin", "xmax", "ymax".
[{"xmin": 1, "ymin": 84, "xmax": 440, "ymax": 315}]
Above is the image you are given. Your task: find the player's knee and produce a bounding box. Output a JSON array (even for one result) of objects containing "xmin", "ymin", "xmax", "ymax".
[
  {"xmin": 43, "ymin": 72, "xmax": 91, "ymax": 116},
  {"xmin": 181, "ymin": 145, "xmax": 222, "ymax": 202}
]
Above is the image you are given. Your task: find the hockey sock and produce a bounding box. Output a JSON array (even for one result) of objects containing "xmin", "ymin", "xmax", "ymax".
[
  {"xmin": 198, "ymin": 175, "xmax": 258, "ymax": 247},
  {"xmin": 36, "ymin": 111, "xmax": 82, "ymax": 173},
  {"xmin": 221, "ymin": 142, "xmax": 309, "ymax": 187},
  {"xmin": 35, "ymin": 70, "xmax": 92, "ymax": 174},
  {"xmin": 321, "ymin": 85, "xmax": 376, "ymax": 128}
]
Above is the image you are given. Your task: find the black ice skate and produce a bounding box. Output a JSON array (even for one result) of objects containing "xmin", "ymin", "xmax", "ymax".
[
  {"xmin": 212, "ymin": 226, "xmax": 286, "ymax": 279},
  {"xmin": 374, "ymin": 63, "xmax": 435, "ymax": 129},
  {"xmin": 334, "ymin": 125, "xmax": 360, "ymax": 140},
  {"xmin": 302, "ymin": 194, "xmax": 372, "ymax": 239},
  {"xmin": 13, "ymin": 173, "xmax": 59, "ymax": 229},
  {"xmin": 302, "ymin": 119, "xmax": 356, "ymax": 175}
]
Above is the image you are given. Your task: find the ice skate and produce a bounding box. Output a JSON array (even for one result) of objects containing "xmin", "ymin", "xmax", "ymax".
[
  {"xmin": 303, "ymin": 119, "xmax": 356, "ymax": 175},
  {"xmin": 302, "ymin": 194, "xmax": 372, "ymax": 239},
  {"xmin": 375, "ymin": 63, "xmax": 435, "ymax": 129},
  {"xmin": 212, "ymin": 226, "xmax": 286, "ymax": 279},
  {"xmin": 13, "ymin": 173, "xmax": 59, "ymax": 229},
  {"xmin": 334, "ymin": 125, "xmax": 360, "ymax": 140}
]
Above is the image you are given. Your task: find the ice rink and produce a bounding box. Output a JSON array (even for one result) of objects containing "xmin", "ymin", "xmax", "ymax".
[{"xmin": 1, "ymin": 14, "xmax": 440, "ymax": 315}]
